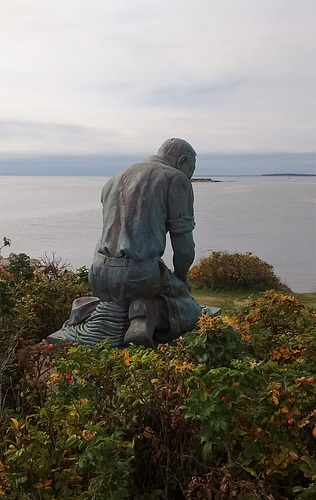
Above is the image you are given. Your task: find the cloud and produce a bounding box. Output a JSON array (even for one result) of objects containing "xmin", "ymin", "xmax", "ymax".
[
  {"xmin": 0, "ymin": 121, "xmax": 117, "ymax": 154},
  {"xmin": 141, "ymin": 80, "xmax": 246, "ymax": 107},
  {"xmin": 0, "ymin": 0, "xmax": 315, "ymax": 156}
]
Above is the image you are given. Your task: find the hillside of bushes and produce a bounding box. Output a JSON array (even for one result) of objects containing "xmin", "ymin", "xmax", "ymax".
[{"xmin": 1, "ymin": 246, "xmax": 316, "ymax": 499}]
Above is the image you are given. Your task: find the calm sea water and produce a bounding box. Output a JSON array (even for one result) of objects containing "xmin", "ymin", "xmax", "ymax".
[{"xmin": 0, "ymin": 176, "xmax": 315, "ymax": 293}]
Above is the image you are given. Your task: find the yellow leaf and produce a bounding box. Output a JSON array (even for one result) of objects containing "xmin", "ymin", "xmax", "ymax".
[
  {"xmin": 245, "ymin": 468, "xmax": 257, "ymax": 477},
  {"xmin": 272, "ymin": 453, "xmax": 282, "ymax": 465},
  {"xmin": 151, "ymin": 379, "xmax": 159, "ymax": 383},
  {"xmin": 272, "ymin": 350, "xmax": 281, "ymax": 360},
  {"xmin": 10, "ymin": 418, "xmax": 19, "ymax": 430},
  {"xmin": 143, "ymin": 426, "xmax": 154, "ymax": 439},
  {"xmin": 0, "ymin": 461, "xmax": 4, "ymax": 472},
  {"xmin": 272, "ymin": 394, "xmax": 279, "ymax": 405},
  {"xmin": 298, "ymin": 418, "xmax": 309, "ymax": 428}
]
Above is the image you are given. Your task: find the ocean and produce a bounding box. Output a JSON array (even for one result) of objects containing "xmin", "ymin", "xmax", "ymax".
[{"xmin": 0, "ymin": 175, "xmax": 315, "ymax": 293}]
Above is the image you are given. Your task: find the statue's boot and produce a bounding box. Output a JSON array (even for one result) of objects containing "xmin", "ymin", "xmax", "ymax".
[{"xmin": 124, "ymin": 298, "xmax": 166, "ymax": 349}]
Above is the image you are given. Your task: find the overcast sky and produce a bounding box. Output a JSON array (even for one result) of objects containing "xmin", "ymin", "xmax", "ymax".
[{"xmin": 0, "ymin": 0, "xmax": 315, "ymax": 157}]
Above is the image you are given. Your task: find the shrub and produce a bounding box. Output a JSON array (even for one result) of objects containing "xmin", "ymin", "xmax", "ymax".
[
  {"xmin": 0, "ymin": 253, "xmax": 91, "ymax": 345},
  {"xmin": 189, "ymin": 251, "xmax": 291, "ymax": 291},
  {"xmin": 1, "ymin": 292, "xmax": 316, "ymax": 499},
  {"xmin": 7, "ymin": 253, "xmax": 34, "ymax": 280},
  {"xmin": 2, "ymin": 343, "xmax": 198, "ymax": 499},
  {"xmin": 181, "ymin": 294, "xmax": 316, "ymax": 499},
  {"xmin": 39, "ymin": 252, "xmax": 70, "ymax": 278},
  {"xmin": 0, "ymin": 252, "xmax": 92, "ymax": 445}
]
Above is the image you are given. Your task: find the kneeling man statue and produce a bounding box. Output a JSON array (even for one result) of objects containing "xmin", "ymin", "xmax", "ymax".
[{"xmin": 48, "ymin": 138, "xmax": 219, "ymax": 349}]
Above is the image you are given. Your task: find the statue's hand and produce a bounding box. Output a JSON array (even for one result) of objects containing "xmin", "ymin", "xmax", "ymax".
[
  {"xmin": 184, "ymin": 278, "xmax": 192, "ymax": 292},
  {"xmin": 184, "ymin": 279, "xmax": 192, "ymax": 292},
  {"xmin": 174, "ymin": 271, "xmax": 192, "ymax": 292}
]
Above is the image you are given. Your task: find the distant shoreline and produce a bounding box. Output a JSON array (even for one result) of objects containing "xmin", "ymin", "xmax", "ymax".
[
  {"xmin": 261, "ymin": 173, "xmax": 316, "ymax": 177},
  {"xmin": 191, "ymin": 173, "xmax": 316, "ymax": 180},
  {"xmin": 191, "ymin": 177, "xmax": 222, "ymax": 182}
]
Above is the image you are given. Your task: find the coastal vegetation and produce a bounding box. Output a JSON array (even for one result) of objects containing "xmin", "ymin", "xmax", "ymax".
[
  {"xmin": 189, "ymin": 251, "xmax": 291, "ymax": 293},
  {"xmin": 0, "ymin": 242, "xmax": 316, "ymax": 499}
]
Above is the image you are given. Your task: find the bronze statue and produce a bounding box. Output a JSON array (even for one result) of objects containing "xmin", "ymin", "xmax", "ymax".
[{"xmin": 48, "ymin": 138, "xmax": 219, "ymax": 348}]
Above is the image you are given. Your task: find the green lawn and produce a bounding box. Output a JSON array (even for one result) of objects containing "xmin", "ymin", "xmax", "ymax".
[{"xmin": 192, "ymin": 287, "xmax": 316, "ymax": 315}]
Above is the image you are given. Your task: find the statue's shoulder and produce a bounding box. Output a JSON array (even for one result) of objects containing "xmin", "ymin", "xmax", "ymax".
[
  {"xmin": 122, "ymin": 156, "xmax": 170, "ymax": 179},
  {"xmin": 104, "ymin": 156, "xmax": 190, "ymax": 188}
]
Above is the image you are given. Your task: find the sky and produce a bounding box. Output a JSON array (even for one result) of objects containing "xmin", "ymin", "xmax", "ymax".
[{"xmin": 0, "ymin": 0, "xmax": 315, "ymax": 172}]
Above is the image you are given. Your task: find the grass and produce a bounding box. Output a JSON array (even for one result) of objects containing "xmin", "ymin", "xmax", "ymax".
[{"xmin": 192, "ymin": 287, "xmax": 316, "ymax": 315}]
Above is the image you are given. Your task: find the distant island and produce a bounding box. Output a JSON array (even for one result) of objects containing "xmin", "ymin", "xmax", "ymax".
[
  {"xmin": 261, "ymin": 173, "xmax": 316, "ymax": 177},
  {"xmin": 191, "ymin": 177, "xmax": 222, "ymax": 182}
]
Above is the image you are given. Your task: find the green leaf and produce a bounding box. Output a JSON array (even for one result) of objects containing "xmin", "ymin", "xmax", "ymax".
[
  {"xmin": 202, "ymin": 440, "xmax": 213, "ymax": 461},
  {"xmin": 65, "ymin": 434, "xmax": 79, "ymax": 448},
  {"xmin": 292, "ymin": 486, "xmax": 305, "ymax": 493}
]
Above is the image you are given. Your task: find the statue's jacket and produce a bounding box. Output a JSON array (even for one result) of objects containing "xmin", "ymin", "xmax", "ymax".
[{"xmin": 97, "ymin": 155, "xmax": 195, "ymax": 262}]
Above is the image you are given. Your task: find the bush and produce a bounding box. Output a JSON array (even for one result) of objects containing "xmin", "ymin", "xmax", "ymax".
[
  {"xmin": 189, "ymin": 251, "xmax": 291, "ymax": 292},
  {"xmin": 1, "ymin": 292, "xmax": 316, "ymax": 499},
  {"xmin": 7, "ymin": 253, "xmax": 34, "ymax": 280},
  {"xmin": 0, "ymin": 253, "xmax": 91, "ymax": 345},
  {"xmin": 0, "ymin": 252, "xmax": 92, "ymax": 444}
]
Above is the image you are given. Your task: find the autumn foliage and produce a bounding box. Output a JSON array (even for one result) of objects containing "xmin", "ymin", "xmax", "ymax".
[
  {"xmin": 1, "ymin": 250, "xmax": 316, "ymax": 498},
  {"xmin": 189, "ymin": 251, "xmax": 291, "ymax": 291}
]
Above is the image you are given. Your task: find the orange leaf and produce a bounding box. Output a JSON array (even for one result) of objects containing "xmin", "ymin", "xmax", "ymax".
[
  {"xmin": 291, "ymin": 409, "xmax": 301, "ymax": 416},
  {"xmin": 312, "ymin": 426, "xmax": 316, "ymax": 438},
  {"xmin": 34, "ymin": 479, "xmax": 52, "ymax": 489},
  {"xmin": 123, "ymin": 349, "xmax": 131, "ymax": 365},
  {"xmin": 10, "ymin": 418, "xmax": 19, "ymax": 430},
  {"xmin": 34, "ymin": 482, "xmax": 44, "ymax": 489}
]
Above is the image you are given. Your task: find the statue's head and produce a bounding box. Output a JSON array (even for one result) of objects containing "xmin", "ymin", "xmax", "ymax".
[{"xmin": 157, "ymin": 138, "xmax": 196, "ymax": 179}]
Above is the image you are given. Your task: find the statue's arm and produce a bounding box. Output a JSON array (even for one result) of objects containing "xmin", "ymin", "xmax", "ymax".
[
  {"xmin": 167, "ymin": 173, "xmax": 195, "ymax": 288},
  {"xmin": 170, "ymin": 231, "xmax": 195, "ymax": 284}
]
